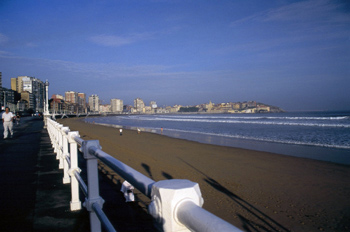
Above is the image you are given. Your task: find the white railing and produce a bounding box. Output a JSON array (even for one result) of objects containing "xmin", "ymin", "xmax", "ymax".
[{"xmin": 46, "ymin": 117, "xmax": 242, "ymax": 232}]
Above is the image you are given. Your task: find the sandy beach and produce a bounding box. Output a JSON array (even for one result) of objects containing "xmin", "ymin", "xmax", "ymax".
[{"xmin": 58, "ymin": 117, "xmax": 350, "ymax": 231}]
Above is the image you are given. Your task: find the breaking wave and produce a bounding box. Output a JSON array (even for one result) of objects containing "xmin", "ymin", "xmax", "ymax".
[{"xmin": 121, "ymin": 116, "xmax": 350, "ymax": 128}]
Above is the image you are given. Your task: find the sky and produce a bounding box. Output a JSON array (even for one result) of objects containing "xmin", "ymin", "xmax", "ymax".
[{"xmin": 0, "ymin": 0, "xmax": 349, "ymax": 111}]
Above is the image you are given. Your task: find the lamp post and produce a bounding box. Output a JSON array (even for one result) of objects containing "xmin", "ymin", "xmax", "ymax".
[
  {"xmin": 44, "ymin": 80, "xmax": 50, "ymax": 128},
  {"xmin": 2, "ymin": 91, "xmax": 6, "ymax": 110},
  {"xmin": 44, "ymin": 80, "xmax": 49, "ymax": 114}
]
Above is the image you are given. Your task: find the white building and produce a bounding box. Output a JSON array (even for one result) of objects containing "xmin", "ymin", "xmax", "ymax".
[
  {"xmin": 88, "ymin": 94, "xmax": 99, "ymax": 112},
  {"xmin": 134, "ymin": 98, "xmax": 145, "ymax": 113},
  {"xmin": 99, "ymin": 104, "xmax": 111, "ymax": 113},
  {"xmin": 111, "ymin": 99, "xmax": 123, "ymax": 113}
]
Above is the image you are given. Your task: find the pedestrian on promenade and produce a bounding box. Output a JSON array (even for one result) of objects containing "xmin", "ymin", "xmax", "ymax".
[
  {"xmin": 2, "ymin": 107, "xmax": 15, "ymax": 139},
  {"xmin": 137, "ymin": 128, "xmax": 141, "ymax": 134},
  {"xmin": 119, "ymin": 128, "xmax": 123, "ymax": 136},
  {"xmin": 161, "ymin": 127, "xmax": 163, "ymax": 135},
  {"xmin": 16, "ymin": 113, "xmax": 20, "ymax": 125}
]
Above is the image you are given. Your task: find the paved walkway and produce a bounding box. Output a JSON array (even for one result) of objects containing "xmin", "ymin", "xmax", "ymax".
[{"xmin": 0, "ymin": 117, "xmax": 156, "ymax": 232}]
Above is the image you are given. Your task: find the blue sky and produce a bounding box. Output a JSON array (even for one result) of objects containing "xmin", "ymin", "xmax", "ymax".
[{"xmin": 0, "ymin": 0, "xmax": 349, "ymax": 111}]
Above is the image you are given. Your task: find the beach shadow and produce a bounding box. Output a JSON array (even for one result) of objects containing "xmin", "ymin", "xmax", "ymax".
[
  {"xmin": 162, "ymin": 171, "xmax": 173, "ymax": 180},
  {"xmin": 141, "ymin": 163, "xmax": 174, "ymax": 180},
  {"xmin": 178, "ymin": 157, "xmax": 290, "ymax": 232},
  {"xmin": 141, "ymin": 163, "xmax": 153, "ymax": 179},
  {"xmin": 236, "ymin": 213, "xmax": 272, "ymax": 232}
]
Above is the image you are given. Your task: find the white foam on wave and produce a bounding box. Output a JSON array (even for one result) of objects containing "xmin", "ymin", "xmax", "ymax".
[
  {"xmin": 147, "ymin": 115, "xmax": 350, "ymax": 120},
  {"xmin": 87, "ymin": 120, "xmax": 350, "ymax": 150},
  {"xmin": 161, "ymin": 128, "xmax": 350, "ymax": 150},
  {"xmin": 119, "ymin": 116, "xmax": 350, "ymax": 128}
]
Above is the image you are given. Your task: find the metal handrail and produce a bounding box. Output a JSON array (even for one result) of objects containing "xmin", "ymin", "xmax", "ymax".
[
  {"xmin": 65, "ymin": 155, "xmax": 88, "ymax": 196},
  {"xmin": 73, "ymin": 136, "xmax": 84, "ymax": 146},
  {"xmin": 89, "ymin": 146, "xmax": 155, "ymax": 198},
  {"xmin": 177, "ymin": 201, "xmax": 242, "ymax": 232},
  {"xmin": 74, "ymin": 171, "xmax": 88, "ymax": 197},
  {"xmin": 92, "ymin": 203, "xmax": 117, "ymax": 232},
  {"xmin": 65, "ymin": 154, "xmax": 71, "ymax": 166}
]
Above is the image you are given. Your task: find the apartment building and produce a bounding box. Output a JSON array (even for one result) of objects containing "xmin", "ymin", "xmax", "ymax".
[
  {"xmin": 65, "ymin": 91, "xmax": 78, "ymax": 103},
  {"xmin": 111, "ymin": 98, "xmax": 123, "ymax": 113},
  {"xmin": 88, "ymin": 94, "xmax": 99, "ymax": 112},
  {"xmin": 10, "ymin": 76, "xmax": 45, "ymax": 112},
  {"xmin": 134, "ymin": 98, "xmax": 145, "ymax": 113}
]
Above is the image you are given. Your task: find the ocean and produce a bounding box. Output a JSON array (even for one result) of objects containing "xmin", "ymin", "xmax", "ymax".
[{"xmin": 84, "ymin": 111, "xmax": 350, "ymax": 165}]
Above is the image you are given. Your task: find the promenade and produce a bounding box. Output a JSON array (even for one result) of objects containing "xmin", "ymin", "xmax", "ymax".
[{"xmin": 0, "ymin": 117, "xmax": 155, "ymax": 232}]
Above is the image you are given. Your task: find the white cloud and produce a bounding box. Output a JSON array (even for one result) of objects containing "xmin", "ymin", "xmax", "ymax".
[
  {"xmin": 25, "ymin": 42, "xmax": 38, "ymax": 47},
  {"xmin": 226, "ymin": 0, "xmax": 350, "ymax": 57},
  {"xmin": 89, "ymin": 32, "xmax": 154, "ymax": 47},
  {"xmin": 0, "ymin": 33, "xmax": 9, "ymax": 44},
  {"xmin": 263, "ymin": 0, "xmax": 343, "ymax": 23},
  {"xmin": 231, "ymin": 0, "xmax": 350, "ymax": 27},
  {"xmin": 0, "ymin": 50, "xmax": 9, "ymax": 55},
  {"xmin": 89, "ymin": 35, "xmax": 134, "ymax": 47}
]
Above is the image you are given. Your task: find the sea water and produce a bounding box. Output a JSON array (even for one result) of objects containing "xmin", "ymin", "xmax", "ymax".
[{"xmin": 85, "ymin": 111, "xmax": 350, "ymax": 165}]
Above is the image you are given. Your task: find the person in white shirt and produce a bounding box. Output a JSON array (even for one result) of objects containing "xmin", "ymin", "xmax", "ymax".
[{"xmin": 2, "ymin": 107, "xmax": 15, "ymax": 139}]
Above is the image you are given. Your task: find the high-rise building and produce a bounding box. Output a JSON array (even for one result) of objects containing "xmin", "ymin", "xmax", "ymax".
[
  {"xmin": 11, "ymin": 78, "xmax": 17, "ymax": 92},
  {"xmin": 65, "ymin": 91, "xmax": 78, "ymax": 103},
  {"xmin": 78, "ymin": 92, "xmax": 86, "ymax": 105},
  {"xmin": 134, "ymin": 98, "xmax": 145, "ymax": 113},
  {"xmin": 12, "ymin": 76, "xmax": 29, "ymax": 93},
  {"xmin": 88, "ymin": 94, "xmax": 99, "ymax": 112},
  {"xmin": 11, "ymin": 76, "xmax": 44, "ymax": 112},
  {"xmin": 111, "ymin": 99, "xmax": 123, "ymax": 113},
  {"xmin": 77, "ymin": 93, "xmax": 87, "ymax": 113}
]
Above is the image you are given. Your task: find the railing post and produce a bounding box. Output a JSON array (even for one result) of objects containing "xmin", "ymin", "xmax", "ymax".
[
  {"xmin": 49, "ymin": 120, "xmax": 55, "ymax": 148},
  {"xmin": 68, "ymin": 131, "xmax": 82, "ymax": 211},
  {"xmin": 52, "ymin": 122, "xmax": 58, "ymax": 151},
  {"xmin": 61, "ymin": 127, "xmax": 70, "ymax": 184},
  {"xmin": 148, "ymin": 179, "xmax": 242, "ymax": 232},
  {"xmin": 55, "ymin": 123, "xmax": 62, "ymax": 158},
  {"xmin": 82, "ymin": 140, "xmax": 104, "ymax": 232},
  {"xmin": 58, "ymin": 124, "xmax": 64, "ymax": 169},
  {"xmin": 47, "ymin": 119, "xmax": 52, "ymax": 140},
  {"xmin": 148, "ymin": 179, "xmax": 204, "ymax": 232}
]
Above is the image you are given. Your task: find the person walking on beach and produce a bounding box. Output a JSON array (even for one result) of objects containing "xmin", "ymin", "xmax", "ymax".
[
  {"xmin": 119, "ymin": 128, "xmax": 123, "ymax": 136},
  {"xmin": 2, "ymin": 107, "xmax": 15, "ymax": 139}
]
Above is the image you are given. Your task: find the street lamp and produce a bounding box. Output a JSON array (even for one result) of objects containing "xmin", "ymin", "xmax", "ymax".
[
  {"xmin": 43, "ymin": 80, "xmax": 50, "ymax": 128},
  {"xmin": 2, "ymin": 91, "xmax": 6, "ymax": 110},
  {"xmin": 44, "ymin": 80, "xmax": 49, "ymax": 115}
]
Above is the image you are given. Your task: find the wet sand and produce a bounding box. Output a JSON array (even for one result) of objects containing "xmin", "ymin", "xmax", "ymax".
[{"xmin": 58, "ymin": 117, "xmax": 350, "ymax": 231}]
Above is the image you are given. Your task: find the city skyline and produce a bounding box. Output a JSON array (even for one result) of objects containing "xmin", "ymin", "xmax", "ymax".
[{"xmin": 1, "ymin": 0, "xmax": 349, "ymax": 111}]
